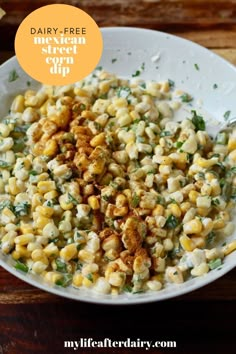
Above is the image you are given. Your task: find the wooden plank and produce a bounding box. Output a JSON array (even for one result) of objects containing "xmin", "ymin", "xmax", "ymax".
[{"xmin": 1, "ymin": 0, "xmax": 236, "ymax": 49}]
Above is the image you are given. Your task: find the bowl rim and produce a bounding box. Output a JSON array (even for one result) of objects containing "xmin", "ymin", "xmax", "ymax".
[{"xmin": 0, "ymin": 26, "xmax": 236, "ymax": 305}]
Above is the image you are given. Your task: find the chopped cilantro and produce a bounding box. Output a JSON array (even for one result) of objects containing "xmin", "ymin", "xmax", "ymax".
[
  {"xmin": 168, "ymin": 79, "xmax": 175, "ymax": 88},
  {"xmin": 123, "ymin": 284, "xmax": 133, "ymax": 293},
  {"xmin": 14, "ymin": 260, "xmax": 28, "ymax": 273},
  {"xmin": 160, "ymin": 130, "xmax": 171, "ymax": 137},
  {"xmin": 180, "ymin": 93, "xmax": 193, "ymax": 103},
  {"xmin": 55, "ymin": 258, "xmax": 67, "ymax": 273},
  {"xmin": 111, "ymin": 58, "xmax": 117, "ymax": 63},
  {"xmin": 165, "ymin": 214, "xmax": 179, "ymax": 229},
  {"xmin": 117, "ymin": 86, "xmax": 131, "ymax": 98},
  {"xmin": 26, "ymin": 81, "xmax": 31, "ymax": 87},
  {"xmin": 55, "ymin": 274, "xmax": 73, "ymax": 287},
  {"xmin": 208, "ymin": 258, "xmax": 222, "ymax": 270},
  {"xmin": 8, "ymin": 69, "xmax": 19, "ymax": 82},
  {"xmin": 0, "ymin": 160, "xmax": 11, "ymax": 169},
  {"xmin": 213, "ymin": 83, "xmax": 218, "ymax": 89},
  {"xmin": 131, "ymin": 193, "xmax": 140, "ymax": 208},
  {"xmin": 86, "ymin": 273, "xmax": 93, "ymax": 282},
  {"xmin": 191, "ymin": 110, "xmax": 206, "ymax": 131},
  {"xmin": 194, "ymin": 63, "xmax": 200, "ymax": 71},
  {"xmin": 223, "ymin": 110, "xmax": 231, "ymax": 120},
  {"xmin": 206, "ymin": 231, "xmax": 216, "ymax": 245},
  {"xmin": 132, "ymin": 70, "xmax": 141, "ymax": 77},
  {"xmin": 14, "ymin": 202, "xmax": 30, "ymax": 216}
]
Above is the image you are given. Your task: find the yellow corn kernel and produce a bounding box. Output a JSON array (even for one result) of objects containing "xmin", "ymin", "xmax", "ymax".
[
  {"xmin": 159, "ymin": 164, "xmax": 172, "ymax": 175},
  {"xmin": 191, "ymin": 236, "xmax": 205, "ymax": 248},
  {"xmin": 189, "ymin": 190, "xmax": 200, "ymax": 204},
  {"xmin": 14, "ymin": 234, "xmax": 35, "ymax": 245},
  {"xmin": 228, "ymin": 137, "xmax": 236, "ymax": 152},
  {"xmin": 11, "ymin": 95, "xmax": 25, "ymax": 113},
  {"xmin": 88, "ymin": 158, "xmax": 105, "ymax": 175},
  {"xmin": 73, "ymin": 272, "xmax": 84, "ymax": 287},
  {"xmin": 74, "ymin": 87, "xmax": 90, "ymax": 97},
  {"xmin": 213, "ymin": 218, "xmax": 225, "ymax": 230},
  {"xmin": 113, "ymin": 206, "xmax": 128, "ymax": 217},
  {"xmin": 108, "ymin": 272, "xmax": 126, "ymax": 287},
  {"xmin": 8, "ymin": 177, "xmax": 21, "ymax": 195},
  {"xmin": 31, "ymin": 249, "xmax": 49, "ymax": 265},
  {"xmin": 43, "ymin": 140, "xmax": 58, "ymax": 157},
  {"xmin": 197, "ymin": 207, "xmax": 210, "ymax": 217},
  {"xmin": 180, "ymin": 202, "xmax": 191, "ymax": 214},
  {"xmin": 32, "ymin": 194, "xmax": 44, "ymax": 211},
  {"xmin": 168, "ymin": 203, "xmax": 182, "ymax": 218},
  {"xmin": 60, "ymin": 243, "xmax": 77, "ymax": 262},
  {"xmin": 1, "ymin": 207, "xmax": 16, "ymax": 223},
  {"xmin": 44, "ymin": 271, "xmax": 63, "ymax": 284},
  {"xmin": 11, "ymin": 250, "xmax": 21, "ymax": 260},
  {"xmin": 115, "ymin": 194, "xmax": 127, "ymax": 207},
  {"xmin": 90, "ymin": 133, "xmax": 105, "ymax": 147},
  {"xmin": 15, "ymin": 244, "xmax": 30, "ymax": 258},
  {"xmin": 44, "ymin": 190, "xmax": 59, "ymax": 200},
  {"xmin": 88, "ymin": 195, "xmax": 100, "ymax": 210},
  {"xmin": 158, "ymin": 156, "xmax": 173, "ymax": 165},
  {"xmin": 37, "ymin": 181, "xmax": 56, "ymax": 194},
  {"xmin": 82, "ymin": 276, "xmax": 93, "ymax": 288},
  {"xmin": 191, "ymin": 262, "xmax": 209, "ymax": 277},
  {"xmin": 196, "ymin": 157, "xmax": 218, "ymax": 168},
  {"xmin": 34, "ymin": 215, "xmax": 51, "ymax": 229},
  {"xmin": 36, "ymin": 205, "xmax": 54, "ymax": 217},
  {"xmin": 180, "ymin": 235, "xmax": 195, "ymax": 251},
  {"xmin": 59, "ymin": 194, "xmax": 73, "ymax": 210},
  {"xmin": 32, "ymin": 141, "xmax": 45, "ymax": 156},
  {"xmin": 43, "ymin": 243, "xmax": 59, "ymax": 258},
  {"xmin": 183, "ymin": 218, "xmax": 202, "ymax": 234},
  {"xmin": 152, "ymin": 204, "xmax": 165, "ymax": 216},
  {"xmin": 78, "ymin": 249, "xmax": 95, "ymax": 263},
  {"xmin": 32, "ymin": 261, "xmax": 48, "ymax": 274},
  {"xmin": 223, "ymin": 240, "xmax": 236, "ymax": 256},
  {"xmin": 19, "ymin": 223, "xmax": 34, "ymax": 234}
]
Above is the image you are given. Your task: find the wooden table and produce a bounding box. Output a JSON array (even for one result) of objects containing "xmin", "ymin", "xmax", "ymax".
[{"xmin": 1, "ymin": 1, "xmax": 236, "ymax": 353}]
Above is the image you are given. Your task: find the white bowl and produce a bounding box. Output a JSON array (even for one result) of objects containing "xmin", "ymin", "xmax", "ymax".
[{"xmin": 0, "ymin": 27, "xmax": 236, "ymax": 304}]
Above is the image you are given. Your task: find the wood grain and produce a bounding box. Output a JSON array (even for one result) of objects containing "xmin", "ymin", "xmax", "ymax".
[{"xmin": 1, "ymin": 0, "xmax": 236, "ymax": 49}]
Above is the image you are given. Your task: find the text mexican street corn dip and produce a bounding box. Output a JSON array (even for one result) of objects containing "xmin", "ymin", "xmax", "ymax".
[{"xmin": 0, "ymin": 68, "xmax": 236, "ymax": 295}]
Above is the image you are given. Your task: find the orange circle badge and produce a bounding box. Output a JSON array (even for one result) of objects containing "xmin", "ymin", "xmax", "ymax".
[{"xmin": 15, "ymin": 4, "xmax": 103, "ymax": 85}]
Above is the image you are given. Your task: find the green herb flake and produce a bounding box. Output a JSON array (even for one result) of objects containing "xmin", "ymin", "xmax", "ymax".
[
  {"xmin": 176, "ymin": 141, "xmax": 184, "ymax": 148},
  {"xmin": 55, "ymin": 258, "xmax": 67, "ymax": 273},
  {"xmin": 168, "ymin": 79, "xmax": 175, "ymax": 88},
  {"xmin": 194, "ymin": 63, "xmax": 200, "ymax": 71},
  {"xmin": 96, "ymin": 66, "xmax": 103, "ymax": 71},
  {"xmin": 86, "ymin": 273, "xmax": 93, "ymax": 282},
  {"xmin": 160, "ymin": 130, "xmax": 172, "ymax": 137},
  {"xmin": 29, "ymin": 170, "xmax": 38, "ymax": 176},
  {"xmin": 123, "ymin": 284, "xmax": 133, "ymax": 293},
  {"xmin": 206, "ymin": 231, "xmax": 216, "ymax": 246},
  {"xmin": 0, "ymin": 160, "xmax": 11, "ymax": 169},
  {"xmin": 26, "ymin": 81, "xmax": 31, "ymax": 87},
  {"xmin": 0, "ymin": 200, "xmax": 14, "ymax": 212},
  {"xmin": 165, "ymin": 214, "xmax": 179, "ymax": 229},
  {"xmin": 131, "ymin": 193, "xmax": 140, "ymax": 208},
  {"xmin": 139, "ymin": 83, "xmax": 146, "ymax": 89},
  {"xmin": 111, "ymin": 58, "xmax": 117, "ymax": 63},
  {"xmin": 213, "ymin": 83, "xmax": 218, "ymax": 89},
  {"xmin": 180, "ymin": 93, "xmax": 193, "ymax": 103},
  {"xmin": 191, "ymin": 110, "xmax": 206, "ymax": 131},
  {"xmin": 14, "ymin": 202, "xmax": 30, "ymax": 217},
  {"xmin": 208, "ymin": 258, "xmax": 222, "ymax": 270},
  {"xmin": 68, "ymin": 193, "xmax": 78, "ymax": 205},
  {"xmin": 117, "ymin": 86, "xmax": 131, "ymax": 98},
  {"xmin": 55, "ymin": 274, "xmax": 73, "ymax": 287},
  {"xmin": 8, "ymin": 69, "xmax": 19, "ymax": 82},
  {"xmin": 224, "ymin": 110, "xmax": 231, "ymax": 121},
  {"xmin": 14, "ymin": 260, "xmax": 29, "ymax": 273},
  {"xmin": 132, "ymin": 70, "xmax": 141, "ymax": 77}
]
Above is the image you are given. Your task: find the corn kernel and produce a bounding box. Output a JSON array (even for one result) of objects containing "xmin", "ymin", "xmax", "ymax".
[
  {"xmin": 180, "ymin": 235, "xmax": 195, "ymax": 251},
  {"xmin": 183, "ymin": 218, "xmax": 202, "ymax": 234}
]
